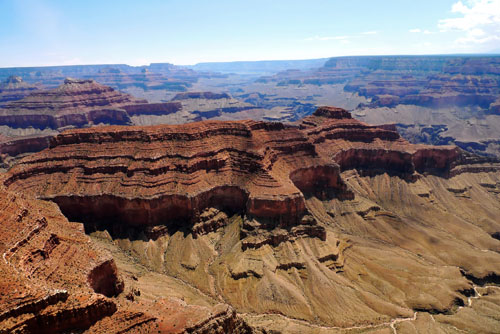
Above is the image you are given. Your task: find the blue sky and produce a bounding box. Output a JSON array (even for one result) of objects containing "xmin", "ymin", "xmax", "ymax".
[{"xmin": 1, "ymin": 0, "xmax": 499, "ymax": 67}]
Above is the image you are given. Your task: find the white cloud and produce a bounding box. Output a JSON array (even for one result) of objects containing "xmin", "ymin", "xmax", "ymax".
[
  {"xmin": 409, "ymin": 28, "xmax": 422, "ymax": 33},
  {"xmin": 439, "ymin": 0, "xmax": 500, "ymax": 46}
]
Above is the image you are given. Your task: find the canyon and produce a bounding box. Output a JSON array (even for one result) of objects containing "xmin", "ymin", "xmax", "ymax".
[
  {"xmin": 0, "ymin": 76, "xmax": 38, "ymax": 107},
  {"xmin": 3, "ymin": 56, "xmax": 500, "ymax": 158},
  {"xmin": 1, "ymin": 56, "xmax": 500, "ymax": 333},
  {"xmin": 238, "ymin": 56, "xmax": 500, "ymax": 157},
  {"xmin": 0, "ymin": 78, "xmax": 256, "ymax": 169},
  {"xmin": 1, "ymin": 106, "xmax": 500, "ymax": 333}
]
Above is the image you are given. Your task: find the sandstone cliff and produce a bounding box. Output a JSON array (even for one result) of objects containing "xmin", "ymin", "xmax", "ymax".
[
  {"xmin": 0, "ymin": 176, "xmax": 255, "ymax": 334},
  {"xmin": 0, "ymin": 180, "xmax": 122, "ymax": 333},
  {"xmin": 0, "ymin": 79, "xmax": 193, "ymax": 167},
  {"xmin": 3, "ymin": 106, "xmax": 500, "ymax": 333},
  {"xmin": 6, "ymin": 106, "xmax": 462, "ymax": 230},
  {"xmin": 0, "ymin": 76, "xmax": 39, "ymax": 107}
]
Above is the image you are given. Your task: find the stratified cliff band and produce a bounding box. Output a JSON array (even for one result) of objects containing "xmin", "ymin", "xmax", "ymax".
[{"xmin": 2, "ymin": 106, "xmax": 500, "ymax": 333}]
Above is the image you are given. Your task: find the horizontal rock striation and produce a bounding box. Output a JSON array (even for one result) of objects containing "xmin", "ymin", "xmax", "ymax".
[
  {"xmin": 169, "ymin": 91, "xmax": 258, "ymax": 120},
  {"xmin": 260, "ymin": 56, "xmax": 500, "ymax": 111},
  {"xmin": 0, "ymin": 172, "xmax": 255, "ymax": 334},
  {"xmin": 298, "ymin": 106, "xmax": 460, "ymax": 177},
  {"xmin": 0, "ymin": 79, "xmax": 197, "ymax": 131},
  {"xmin": 122, "ymin": 102, "xmax": 182, "ymax": 116},
  {"xmin": 172, "ymin": 92, "xmax": 232, "ymax": 100},
  {"xmin": 0, "ymin": 76, "xmax": 39, "ymax": 106},
  {"xmin": 341, "ymin": 57, "xmax": 500, "ymax": 109},
  {"xmin": 0, "ymin": 180, "xmax": 124, "ymax": 333},
  {"xmin": 5, "ymin": 106, "xmax": 467, "ymax": 235},
  {"xmin": 0, "ymin": 135, "xmax": 53, "ymax": 166},
  {"xmin": 3, "ymin": 105, "xmax": 500, "ymax": 333},
  {"xmin": 0, "ymin": 79, "xmax": 202, "ymax": 167},
  {"xmin": 5, "ymin": 119, "xmax": 339, "ymax": 231},
  {"xmin": 0, "ymin": 78, "xmax": 146, "ymax": 129}
]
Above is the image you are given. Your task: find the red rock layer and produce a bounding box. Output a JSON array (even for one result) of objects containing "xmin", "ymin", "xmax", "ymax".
[
  {"xmin": 0, "ymin": 78, "xmax": 146, "ymax": 129},
  {"xmin": 0, "ymin": 79, "xmax": 190, "ymax": 166},
  {"xmin": 5, "ymin": 106, "xmax": 462, "ymax": 232},
  {"xmin": 0, "ymin": 78, "xmax": 187, "ymax": 131},
  {"xmin": 0, "ymin": 180, "xmax": 123, "ymax": 333},
  {"xmin": 0, "ymin": 135, "xmax": 53, "ymax": 165},
  {"xmin": 0, "ymin": 180, "xmax": 256, "ymax": 333},
  {"xmin": 260, "ymin": 56, "xmax": 500, "ymax": 109}
]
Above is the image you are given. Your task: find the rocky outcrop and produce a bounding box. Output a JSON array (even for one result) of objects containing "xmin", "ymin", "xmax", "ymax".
[
  {"xmin": 87, "ymin": 67, "xmax": 193, "ymax": 92},
  {"xmin": 310, "ymin": 105, "xmax": 351, "ymax": 119},
  {"xmin": 172, "ymin": 92, "xmax": 232, "ymax": 100},
  {"xmin": 0, "ymin": 78, "xmax": 147, "ymax": 129},
  {"xmin": 5, "ymin": 106, "xmax": 467, "ymax": 237},
  {"xmin": 123, "ymin": 102, "xmax": 182, "ymax": 116},
  {"xmin": 298, "ymin": 106, "xmax": 460, "ymax": 177},
  {"xmin": 5, "ymin": 117, "xmax": 345, "ymax": 238},
  {"xmin": 170, "ymin": 91, "xmax": 257, "ymax": 120},
  {"xmin": 0, "ymin": 76, "xmax": 38, "ymax": 106},
  {"xmin": 259, "ymin": 56, "xmax": 500, "ymax": 111},
  {"xmin": 0, "ymin": 170, "xmax": 258, "ymax": 334},
  {"xmin": 0, "ymin": 79, "xmax": 204, "ymax": 167},
  {"xmin": 0, "ymin": 180, "xmax": 124, "ymax": 333},
  {"xmin": 0, "ymin": 135, "xmax": 53, "ymax": 168},
  {"xmin": 0, "ymin": 63, "xmax": 199, "ymax": 91},
  {"xmin": 342, "ymin": 57, "xmax": 500, "ymax": 109},
  {"xmin": 88, "ymin": 259, "xmax": 124, "ymax": 297},
  {"xmin": 0, "ymin": 78, "xmax": 196, "ymax": 130},
  {"xmin": 3, "ymin": 105, "xmax": 500, "ymax": 333},
  {"xmin": 412, "ymin": 146, "xmax": 460, "ymax": 175}
]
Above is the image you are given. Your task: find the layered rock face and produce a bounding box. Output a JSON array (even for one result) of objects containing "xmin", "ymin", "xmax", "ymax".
[
  {"xmin": 324, "ymin": 56, "xmax": 500, "ymax": 109},
  {"xmin": 4, "ymin": 106, "xmax": 500, "ymax": 333},
  {"xmin": 0, "ymin": 180, "xmax": 256, "ymax": 333},
  {"xmin": 5, "ymin": 113, "xmax": 335, "ymax": 229},
  {"xmin": 0, "ymin": 63, "xmax": 200, "ymax": 90},
  {"xmin": 0, "ymin": 134, "xmax": 54, "ymax": 171},
  {"xmin": 0, "ymin": 79, "xmax": 185, "ymax": 167},
  {"xmin": 0, "ymin": 181, "xmax": 121, "ymax": 333},
  {"xmin": 299, "ymin": 56, "xmax": 500, "ymax": 158},
  {"xmin": 0, "ymin": 78, "xmax": 147, "ymax": 129},
  {"xmin": 256, "ymin": 55, "xmax": 500, "ymax": 115},
  {"xmin": 0, "ymin": 76, "xmax": 38, "ymax": 106},
  {"xmin": 87, "ymin": 67, "xmax": 194, "ymax": 92},
  {"xmin": 240, "ymin": 56, "xmax": 500, "ymax": 147},
  {"xmin": 169, "ymin": 91, "xmax": 257, "ymax": 121},
  {"xmin": 6, "ymin": 106, "xmax": 459, "ymax": 231}
]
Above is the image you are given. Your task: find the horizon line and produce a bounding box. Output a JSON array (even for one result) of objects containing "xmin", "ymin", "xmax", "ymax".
[{"xmin": 1, "ymin": 52, "xmax": 500, "ymax": 70}]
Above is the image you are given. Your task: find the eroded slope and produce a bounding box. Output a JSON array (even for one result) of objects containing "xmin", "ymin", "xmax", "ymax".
[{"xmin": 4, "ymin": 106, "xmax": 500, "ymax": 333}]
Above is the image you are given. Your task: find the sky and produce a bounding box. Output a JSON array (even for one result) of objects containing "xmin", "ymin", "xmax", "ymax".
[{"xmin": 0, "ymin": 0, "xmax": 499, "ymax": 67}]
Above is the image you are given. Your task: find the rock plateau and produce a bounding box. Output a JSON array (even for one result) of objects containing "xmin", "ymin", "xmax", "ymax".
[
  {"xmin": 0, "ymin": 76, "xmax": 38, "ymax": 107},
  {"xmin": 3, "ymin": 106, "xmax": 500, "ymax": 333}
]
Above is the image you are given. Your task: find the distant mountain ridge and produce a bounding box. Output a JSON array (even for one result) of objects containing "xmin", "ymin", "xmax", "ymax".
[{"xmin": 186, "ymin": 58, "xmax": 329, "ymax": 75}]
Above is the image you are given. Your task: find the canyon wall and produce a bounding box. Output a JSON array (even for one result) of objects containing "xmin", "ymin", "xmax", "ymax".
[
  {"xmin": 3, "ymin": 106, "xmax": 500, "ymax": 333},
  {"xmin": 5, "ymin": 106, "xmax": 464, "ymax": 233}
]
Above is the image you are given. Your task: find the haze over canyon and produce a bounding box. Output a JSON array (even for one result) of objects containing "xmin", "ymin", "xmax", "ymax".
[
  {"xmin": 1, "ymin": 0, "xmax": 500, "ymax": 333},
  {"xmin": 0, "ymin": 54, "xmax": 499, "ymax": 333}
]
